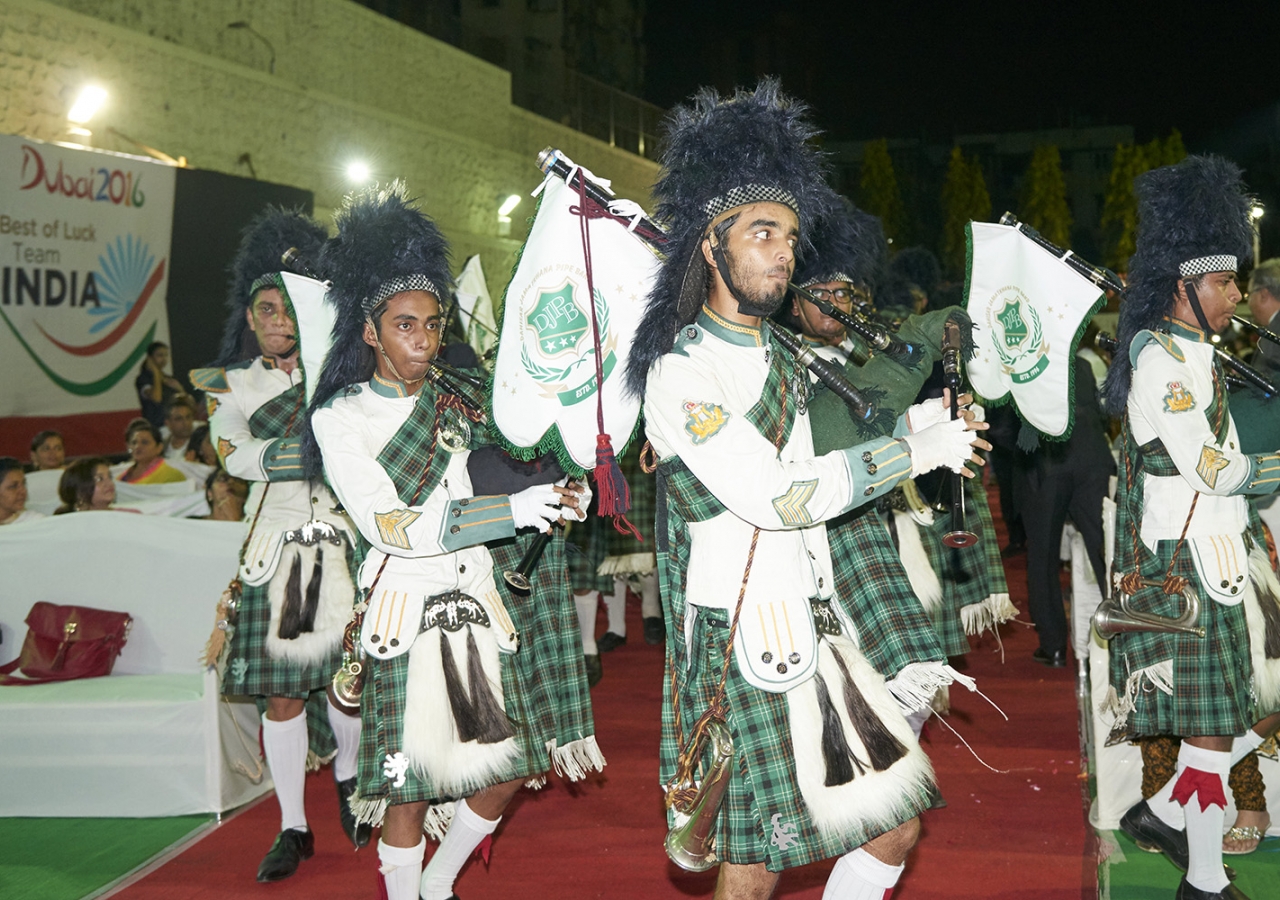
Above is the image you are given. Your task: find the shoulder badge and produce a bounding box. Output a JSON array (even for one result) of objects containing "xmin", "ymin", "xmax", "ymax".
[
  {"xmin": 189, "ymin": 367, "xmax": 230, "ymax": 393},
  {"xmin": 1162, "ymin": 381, "xmax": 1196, "ymax": 413},
  {"xmin": 683, "ymin": 400, "xmax": 729, "ymax": 445}
]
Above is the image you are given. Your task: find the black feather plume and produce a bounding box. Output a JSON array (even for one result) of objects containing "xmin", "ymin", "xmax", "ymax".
[{"xmin": 212, "ymin": 207, "xmax": 328, "ymax": 367}]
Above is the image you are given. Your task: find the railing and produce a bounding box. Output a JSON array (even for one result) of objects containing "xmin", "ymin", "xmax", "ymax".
[{"xmin": 558, "ymin": 69, "xmax": 663, "ymax": 160}]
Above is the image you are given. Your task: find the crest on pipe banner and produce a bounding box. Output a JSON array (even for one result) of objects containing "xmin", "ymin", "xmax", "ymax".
[
  {"xmin": 491, "ymin": 174, "xmax": 659, "ymax": 473},
  {"xmin": 965, "ymin": 221, "xmax": 1105, "ymax": 439}
]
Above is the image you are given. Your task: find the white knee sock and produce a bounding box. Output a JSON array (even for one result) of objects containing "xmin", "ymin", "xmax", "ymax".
[
  {"xmin": 904, "ymin": 708, "xmax": 930, "ymax": 740},
  {"xmin": 378, "ymin": 838, "xmax": 425, "ymax": 900},
  {"xmin": 327, "ymin": 697, "xmax": 362, "ymax": 783},
  {"xmin": 604, "ymin": 578, "xmax": 626, "ymax": 636},
  {"xmin": 640, "ymin": 570, "xmax": 660, "ymax": 619},
  {"xmin": 1174, "ymin": 743, "xmax": 1230, "ymax": 894},
  {"xmin": 575, "ymin": 591, "xmax": 598, "ymax": 655},
  {"xmin": 822, "ymin": 847, "xmax": 904, "ymax": 900},
  {"xmin": 262, "ymin": 711, "xmax": 309, "ymax": 832},
  {"xmin": 420, "ymin": 799, "xmax": 502, "ymax": 900},
  {"xmin": 1146, "ymin": 772, "xmax": 1186, "ymax": 830},
  {"xmin": 1230, "ymin": 728, "xmax": 1265, "ymax": 767}
]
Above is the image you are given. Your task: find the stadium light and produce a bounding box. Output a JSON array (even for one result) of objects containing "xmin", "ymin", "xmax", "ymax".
[
  {"xmin": 346, "ymin": 161, "xmax": 371, "ymax": 184},
  {"xmin": 498, "ymin": 194, "xmax": 521, "ymax": 218},
  {"xmin": 67, "ymin": 85, "xmax": 107, "ymax": 124}
]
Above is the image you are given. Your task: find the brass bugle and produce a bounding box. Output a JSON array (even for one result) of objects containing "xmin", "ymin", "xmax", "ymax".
[
  {"xmin": 330, "ymin": 616, "xmax": 366, "ymax": 714},
  {"xmin": 765, "ymin": 321, "xmax": 876, "ymax": 424},
  {"xmin": 1233, "ymin": 314, "xmax": 1280, "ymax": 349},
  {"xmin": 665, "ymin": 718, "xmax": 734, "ymax": 873},
  {"xmin": 1092, "ymin": 577, "xmax": 1204, "ymax": 640},
  {"xmin": 940, "ymin": 320, "xmax": 978, "ymax": 548},
  {"xmin": 789, "ymin": 282, "xmax": 924, "ymax": 367}
]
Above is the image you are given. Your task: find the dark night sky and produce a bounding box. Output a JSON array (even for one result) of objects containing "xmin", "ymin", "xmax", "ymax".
[{"xmin": 642, "ymin": 0, "xmax": 1280, "ymax": 145}]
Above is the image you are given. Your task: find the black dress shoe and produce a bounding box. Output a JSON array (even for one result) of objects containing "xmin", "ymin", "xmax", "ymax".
[
  {"xmin": 336, "ymin": 775, "xmax": 373, "ymax": 848},
  {"xmin": 1176, "ymin": 876, "xmax": 1251, "ymax": 899},
  {"xmin": 256, "ymin": 828, "xmax": 315, "ymax": 882},
  {"xmin": 597, "ymin": 631, "xmax": 627, "ymax": 653},
  {"xmin": 1032, "ymin": 647, "xmax": 1067, "ymax": 667},
  {"xmin": 1121, "ymin": 800, "xmax": 1188, "ymax": 870},
  {"xmin": 643, "ymin": 616, "xmax": 665, "ymax": 645},
  {"xmin": 583, "ymin": 654, "xmax": 603, "ymax": 687}
]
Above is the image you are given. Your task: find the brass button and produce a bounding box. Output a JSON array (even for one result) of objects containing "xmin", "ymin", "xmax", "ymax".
[
  {"xmin": 818, "ymin": 577, "xmax": 824, "ymax": 588},
  {"xmin": 452, "ymin": 508, "xmax": 461, "ymax": 517},
  {"xmin": 776, "ymin": 663, "xmax": 788, "ymax": 674},
  {"xmin": 450, "ymin": 525, "xmax": 460, "ymax": 534},
  {"xmin": 788, "ymin": 652, "xmax": 800, "ymax": 664},
  {"xmin": 459, "ymin": 498, "xmax": 469, "ymax": 507},
  {"xmin": 862, "ymin": 451, "xmax": 873, "ymax": 463},
  {"xmin": 864, "ymin": 486, "xmax": 874, "ymax": 496},
  {"xmin": 761, "ymin": 651, "xmax": 773, "ymax": 663},
  {"xmin": 866, "ymin": 463, "xmax": 877, "ymax": 475},
  {"xmin": 459, "ymin": 564, "xmax": 467, "ymax": 574}
]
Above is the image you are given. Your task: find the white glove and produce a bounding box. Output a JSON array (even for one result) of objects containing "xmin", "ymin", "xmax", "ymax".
[
  {"xmin": 561, "ymin": 479, "xmax": 591, "ymax": 522},
  {"xmin": 900, "ymin": 417, "xmax": 978, "ymax": 477},
  {"xmin": 904, "ymin": 397, "xmax": 949, "ymax": 433},
  {"xmin": 968, "ymin": 402, "xmax": 985, "ymax": 423},
  {"xmin": 509, "ymin": 484, "xmax": 562, "ymax": 532}
]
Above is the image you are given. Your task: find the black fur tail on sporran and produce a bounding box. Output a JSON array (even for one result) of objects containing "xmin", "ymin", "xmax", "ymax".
[
  {"xmin": 465, "ymin": 625, "xmax": 514, "ymax": 744},
  {"xmin": 299, "ymin": 548, "xmax": 323, "ymax": 634},
  {"xmin": 815, "ymin": 672, "xmax": 860, "ymax": 785},
  {"xmin": 278, "ymin": 552, "xmax": 304, "ymax": 640},
  {"xmin": 831, "ymin": 647, "xmax": 908, "ymax": 772}
]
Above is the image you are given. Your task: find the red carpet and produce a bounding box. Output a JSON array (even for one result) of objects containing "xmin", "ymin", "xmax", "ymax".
[{"xmin": 113, "ymin": 499, "xmax": 1088, "ymax": 899}]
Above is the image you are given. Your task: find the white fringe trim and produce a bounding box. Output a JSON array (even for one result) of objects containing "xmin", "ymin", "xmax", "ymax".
[
  {"xmin": 423, "ymin": 802, "xmax": 455, "ymax": 842},
  {"xmin": 1245, "ymin": 547, "xmax": 1280, "ymax": 714},
  {"xmin": 351, "ymin": 794, "xmax": 388, "ymax": 828},
  {"xmin": 547, "ymin": 734, "xmax": 607, "ymax": 782},
  {"xmin": 598, "ymin": 552, "xmax": 657, "ymax": 577},
  {"xmin": 985, "ymin": 592, "xmax": 1017, "ymax": 624},
  {"xmin": 306, "ymin": 749, "xmax": 337, "ymax": 773},
  {"xmin": 961, "ymin": 602, "xmax": 993, "ymax": 636},
  {"xmin": 885, "ymin": 662, "xmax": 975, "ymax": 715},
  {"xmin": 1099, "ymin": 659, "xmax": 1174, "ymax": 731}
]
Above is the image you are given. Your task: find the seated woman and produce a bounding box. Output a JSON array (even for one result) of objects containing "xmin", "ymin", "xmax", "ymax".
[
  {"xmin": 55, "ymin": 457, "xmax": 121, "ymax": 513},
  {"xmin": 198, "ymin": 468, "xmax": 249, "ymax": 522},
  {"xmin": 118, "ymin": 418, "xmax": 187, "ymax": 485},
  {"xmin": 184, "ymin": 424, "xmax": 218, "ymax": 467},
  {"xmin": 0, "ymin": 457, "xmax": 44, "ymax": 525},
  {"xmin": 28, "ymin": 430, "xmax": 65, "ymax": 472}
]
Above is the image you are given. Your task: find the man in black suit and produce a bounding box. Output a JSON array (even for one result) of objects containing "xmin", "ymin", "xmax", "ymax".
[{"xmin": 1015, "ymin": 355, "xmax": 1115, "ymax": 666}]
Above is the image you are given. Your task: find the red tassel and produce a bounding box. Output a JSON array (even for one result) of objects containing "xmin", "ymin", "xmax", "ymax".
[
  {"xmin": 474, "ymin": 833, "xmax": 493, "ymax": 866},
  {"xmin": 593, "ymin": 432, "xmax": 629, "ymax": 515},
  {"xmin": 1171, "ymin": 766, "xmax": 1228, "ymax": 812}
]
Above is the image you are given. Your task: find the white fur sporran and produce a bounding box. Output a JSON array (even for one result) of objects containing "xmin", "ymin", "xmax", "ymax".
[{"xmin": 265, "ymin": 539, "xmax": 354, "ymax": 665}]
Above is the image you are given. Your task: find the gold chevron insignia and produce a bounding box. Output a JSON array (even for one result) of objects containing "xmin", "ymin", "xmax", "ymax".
[
  {"xmin": 375, "ymin": 508, "xmax": 421, "ymax": 550},
  {"xmin": 772, "ymin": 479, "xmax": 818, "ymax": 526},
  {"xmin": 206, "ymin": 396, "xmax": 220, "ymax": 417},
  {"xmin": 217, "ymin": 437, "xmax": 236, "ymax": 460},
  {"xmin": 1196, "ymin": 444, "xmax": 1229, "ymax": 489}
]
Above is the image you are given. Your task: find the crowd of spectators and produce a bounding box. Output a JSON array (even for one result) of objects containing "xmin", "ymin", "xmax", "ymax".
[{"xmin": 1, "ymin": 348, "xmax": 248, "ymax": 528}]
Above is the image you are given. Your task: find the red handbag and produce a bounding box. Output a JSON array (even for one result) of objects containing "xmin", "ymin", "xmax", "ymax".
[{"xmin": 0, "ymin": 602, "xmax": 132, "ymax": 685}]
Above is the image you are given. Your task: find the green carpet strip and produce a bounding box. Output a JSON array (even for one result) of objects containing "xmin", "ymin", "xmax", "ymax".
[{"xmin": 0, "ymin": 815, "xmax": 212, "ymax": 900}]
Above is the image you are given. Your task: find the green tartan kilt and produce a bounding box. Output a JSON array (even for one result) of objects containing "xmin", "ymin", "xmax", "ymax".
[
  {"xmin": 917, "ymin": 481, "xmax": 1003, "ymax": 656},
  {"xmin": 659, "ymin": 606, "xmax": 930, "ymax": 873},
  {"xmin": 827, "ymin": 506, "xmax": 945, "ymax": 680},
  {"xmin": 1108, "ymin": 542, "xmax": 1254, "ymax": 738},
  {"xmin": 221, "ymin": 542, "xmax": 358, "ymax": 762},
  {"xmin": 566, "ymin": 516, "xmax": 612, "ymax": 593},
  {"xmin": 356, "ymin": 531, "xmax": 595, "ymax": 807}
]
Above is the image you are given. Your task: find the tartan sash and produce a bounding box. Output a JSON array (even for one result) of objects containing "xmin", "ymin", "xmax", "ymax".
[
  {"xmin": 248, "ymin": 382, "xmax": 304, "ymax": 439},
  {"xmin": 376, "ymin": 386, "xmax": 487, "ymax": 505},
  {"xmin": 744, "ymin": 345, "xmax": 804, "ymax": 454},
  {"xmin": 659, "ymin": 458, "xmax": 727, "ymax": 524}
]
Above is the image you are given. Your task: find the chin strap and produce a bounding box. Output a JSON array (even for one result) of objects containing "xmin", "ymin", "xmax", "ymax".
[
  {"xmin": 1182, "ymin": 278, "xmax": 1214, "ymax": 333},
  {"xmin": 707, "ymin": 237, "xmax": 754, "ymax": 313},
  {"xmin": 364, "ymin": 315, "xmax": 426, "ymax": 394}
]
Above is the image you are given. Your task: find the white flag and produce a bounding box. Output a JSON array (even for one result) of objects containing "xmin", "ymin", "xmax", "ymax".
[
  {"xmin": 454, "ymin": 254, "xmax": 497, "ymax": 361},
  {"xmin": 965, "ymin": 221, "xmax": 1104, "ymax": 438},
  {"xmin": 280, "ymin": 271, "xmax": 334, "ymax": 406},
  {"xmin": 491, "ymin": 174, "xmax": 659, "ymax": 472}
]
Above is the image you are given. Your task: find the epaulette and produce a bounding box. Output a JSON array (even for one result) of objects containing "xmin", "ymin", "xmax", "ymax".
[
  {"xmin": 668, "ymin": 322, "xmax": 704, "ymax": 358},
  {"xmin": 1130, "ymin": 330, "xmax": 1186, "ymax": 366},
  {"xmin": 318, "ymin": 383, "xmax": 363, "ymax": 410},
  {"xmin": 189, "ymin": 367, "xmax": 230, "ymax": 393}
]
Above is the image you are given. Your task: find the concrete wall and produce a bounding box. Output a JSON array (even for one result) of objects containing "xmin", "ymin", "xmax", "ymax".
[{"xmin": 0, "ymin": 0, "xmax": 659, "ymax": 300}]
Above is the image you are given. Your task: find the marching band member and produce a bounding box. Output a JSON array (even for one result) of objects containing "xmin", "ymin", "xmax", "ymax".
[
  {"xmin": 626, "ymin": 80, "xmax": 989, "ymax": 900},
  {"xmin": 782, "ymin": 201, "xmax": 972, "ymax": 737},
  {"xmin": 190, "ymin": 208, "xmax": 366, "ymax": 882},
  {"xmin": 1101, "ymin": 155, "xmax": 1280, "ymax": 900},
  {"xmin": 305, "ymin": 184, "xmax": 601, "ymax": 900}
]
